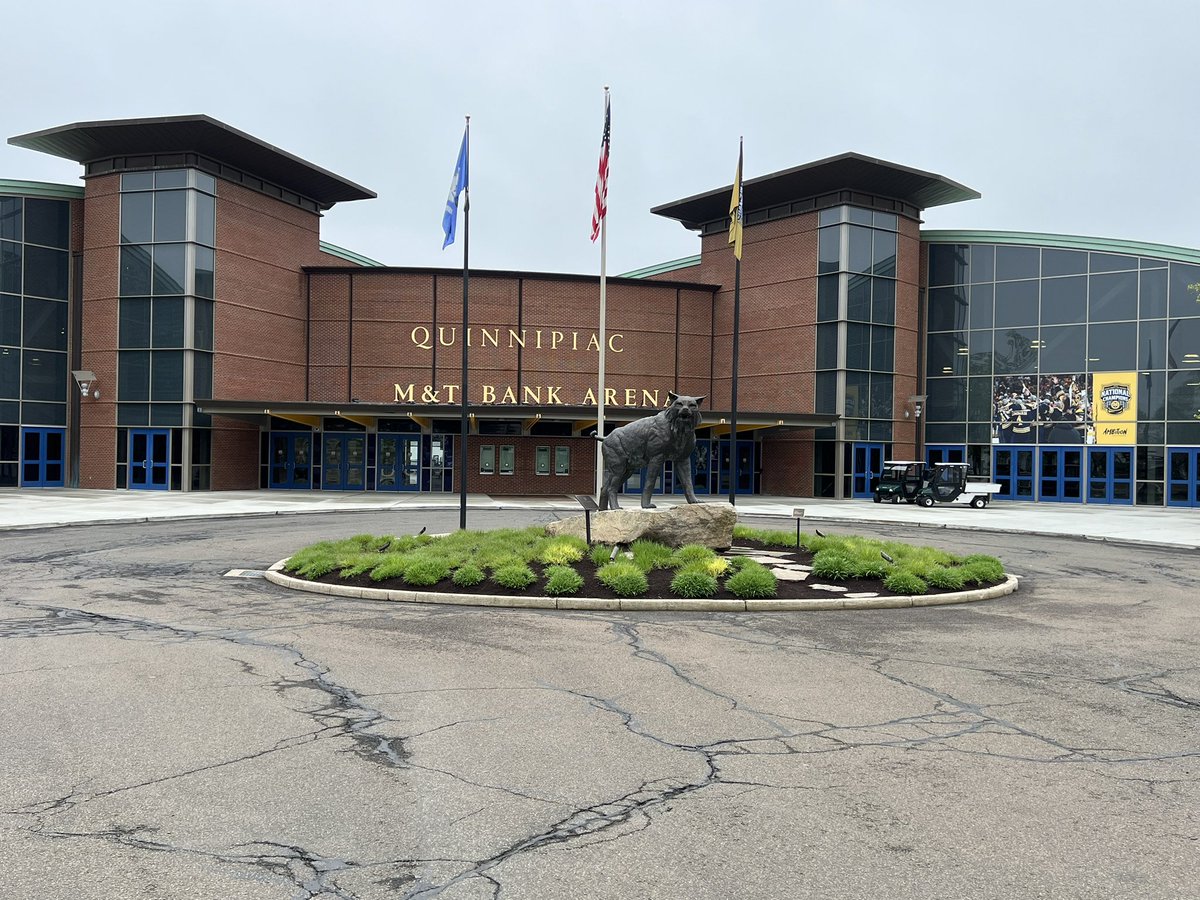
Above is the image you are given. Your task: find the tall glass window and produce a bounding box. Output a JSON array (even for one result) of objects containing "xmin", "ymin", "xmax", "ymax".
[
  {"xmin": 0, "ymin": 193, "xmax": 71, "ymax": 484},
  {"xmin": 924, "ymin": 240, "xmax": 1197, "ymax": 505},
  {"xmin": 118, "ymin": 170, "xmax": 216, "ymax": 489},
  {"xmin": 815, "ymin": 205, "xmax": 899, "ymax": 476}
]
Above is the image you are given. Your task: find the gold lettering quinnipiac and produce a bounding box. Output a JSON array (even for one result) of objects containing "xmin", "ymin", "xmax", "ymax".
[{"xmin": 410, "ymin": 327, "xmax": 623, "ymax": 354}]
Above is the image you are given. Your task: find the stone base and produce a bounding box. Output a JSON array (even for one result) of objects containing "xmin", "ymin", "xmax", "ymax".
[{"xmin": 545, "ymin": 501, "xmax": 737, "ymax": 549}]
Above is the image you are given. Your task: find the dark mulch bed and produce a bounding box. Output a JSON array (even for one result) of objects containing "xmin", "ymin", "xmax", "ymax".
[{"xmin": 308, "ymin": 539, "xmax": 988, "ymax": 602}]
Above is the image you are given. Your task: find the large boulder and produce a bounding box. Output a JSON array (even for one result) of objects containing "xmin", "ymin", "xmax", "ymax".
[{"xmin": 546, "ymin": 502, "xmax": 737, "ymax": 549}]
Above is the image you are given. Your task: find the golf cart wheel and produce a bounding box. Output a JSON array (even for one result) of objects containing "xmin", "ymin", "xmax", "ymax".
[
  {"xmin": 873, "ymin": 493, "xmax": 882, "ymax": 503},
  {"xmin": 891, "ymin": 495, "xmax": 900, "ymax": 504},
  {"xmin": 970, "ymin": 496, "xmax": 987, "ymax": 509},
  {"xmin": 919, "ymin": 496, "xmax": 935, "ymax": 508}
]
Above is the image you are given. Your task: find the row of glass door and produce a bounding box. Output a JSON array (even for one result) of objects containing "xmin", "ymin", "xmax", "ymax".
[
  {"xmin": 269, "ymin": 432, "xmax": 422, "ymax": 491},
  {"xmin": 852, "ymin": 442, "xmax": 1198, "ymax": 506},
  {"xmin": 991, "ymin": 447, "xmax": 1133, "ymax": 504}
]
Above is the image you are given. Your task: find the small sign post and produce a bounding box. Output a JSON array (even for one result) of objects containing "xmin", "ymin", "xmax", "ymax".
[
  {"xmin": 792, "ymin": 507, "xmax": 805, "ymax": 548},
  {"xmin": 575, "ymin": 494, "xmax": 599, "ymax": 546}
]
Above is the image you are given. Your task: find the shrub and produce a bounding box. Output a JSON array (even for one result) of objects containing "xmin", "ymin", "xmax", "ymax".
[
  {"xmin": 670, "ymin": 545, "xmax": 718, "ymax": 567},
  {"xmin": 925, "ymin": 566, "xmax": 967, "ymax": 590},
  {"xmin": 811, "ymin": 551, "xmax": 855, "ymax": 580},
  {"xmin": 590, "ymin": 544, "xmax": 616, "ymax": 567},
  {"xmin": 884, "ymin": 570, "xmax": 928, "ymax": 595},
  {"xmin": 493, "ymin": 563, "xmax": 537, "ymax": 590},
  {"xmin": 630, "ymin": 539, "xmax": 674, "ymax": 572},
  {"xmin": 597, "ymin": 561, "xmax": 649, "ymax": 597},
  {"xmin": 369, "ymin": 555, "xmax": 409, "ymax": 582},
  {"xmin": 403, "ymin": 557, "xmax": 451, "ymax": 587},
  {"xmin": 958, "ymin": 555, "xmax": 1005, "ymax": 585},
  {"xmin": 724, "ymin": 555, "xmax": 753, "ymax": 573},
  {"xmin": 451, "ymin": 564, "xmax": 486, "ymax": 588},
  {"xmin": 725, "ymin": 562, "xmax": 777, "ymax": 599},
  {"xmin": 538, "ymin": 537, "xmax": 587, "ymax": 566},
  {"xmin": 284, "ymin": 541, "xmax": 341, "ymax": 576},
  {"xmin": 544, "ymin": 565, "xmax": 585, "ymax": 596},
  {"xmin": 847, "ymin": 555, "xmax": 889, "ymax": 580},
  {"xmin": 671, "ymin": 565, "xmax": 718, "ymax": 599},
  {"xmin": 339, "ymin": 553, "xmax": 384, "ymax": 578}
]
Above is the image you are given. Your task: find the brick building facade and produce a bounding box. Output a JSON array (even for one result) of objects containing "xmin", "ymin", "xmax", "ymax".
[{"xmin": 6, "ymin": 115, "xmax": 1197, "ymax": 505}]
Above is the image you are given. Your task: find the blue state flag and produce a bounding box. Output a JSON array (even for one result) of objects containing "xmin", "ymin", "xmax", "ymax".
[{"xmin": 442, "ymin": 127, "xmax": 469, "ymax": 249}]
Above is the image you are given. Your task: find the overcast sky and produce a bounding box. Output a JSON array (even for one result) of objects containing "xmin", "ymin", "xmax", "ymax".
[{"xmin": 4, "ymin": 1, "xmax": 1197, "ymax": 276}]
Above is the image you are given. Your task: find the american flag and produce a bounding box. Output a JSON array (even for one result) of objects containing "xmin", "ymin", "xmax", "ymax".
[{"xmin": 591, "ymin": 92, "xmax": 610, "ymax": 242}]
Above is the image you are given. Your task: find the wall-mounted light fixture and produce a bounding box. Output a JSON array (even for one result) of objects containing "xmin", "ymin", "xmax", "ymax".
[{"xmin": 72, "ymin": 370, "xmax": 98, "ymax": 400}]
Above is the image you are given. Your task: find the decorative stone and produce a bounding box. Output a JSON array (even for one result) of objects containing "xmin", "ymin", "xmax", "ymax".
[
  {"xmin": 808, "ymin": 583, "xmax": 849, "ymax": 593},
  {"xmin": 546, "ymin": 502, "xmax": 737, "ymax": 549},
  {"xmin": 844, "ymin": 592, "xmax": 880, "ymax": 599},
  {"xmin": 771, "ymin": 569, "xmax": 809, "ymax": 581}
]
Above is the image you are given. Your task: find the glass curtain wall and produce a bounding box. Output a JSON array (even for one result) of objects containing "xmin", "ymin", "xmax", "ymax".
[
  {"xmin": 925, "ymin": 241, "xmax": 1200, "ymax": 505},
  {"xmin": 0, "ymin": 194, "xmax": 71, "ymax": 485},
  {"xmin": 117, "ymin": 169, "xmax": 215, "ymax": 489},
  {"xmin": 813, "ymin": 205, "xmax": 898, "ymax": 496}
]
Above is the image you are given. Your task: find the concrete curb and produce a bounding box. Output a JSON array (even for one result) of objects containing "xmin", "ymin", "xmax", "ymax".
[{"xmin": 264, "ymin": 560, "xmax": 1020, "ymax": 612}]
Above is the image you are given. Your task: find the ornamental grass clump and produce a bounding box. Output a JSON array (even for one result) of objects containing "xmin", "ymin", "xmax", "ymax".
[
  {"xmin": 451, "ymin": 564, "xmax": 486, "ymax": 588},
  {"xmin": 811, "ymin": 551, "xmax": 855, "ymax": 580},
  {"xmin": 670, "ymin": 564, "xmax": 718, "ymax": 599},
  {"xmin": 544, "ymin": 565, "xmax": 585, "ymax": 596},
  {"xmin": 630, "ymin": 539, "xmax": 674, "ymax": 572},
  {"xmin": 402, "ymin": 557, "xmax": 451, "ymax": 587},
  {"xmin": 924, "ymin": 565, "xmax": 967, "ymax": 590},
  {"xmin": 959, "ymin": 555, "xmax": 1005, "ymax": 585},
  {"xmin": 670, "ymin": 545, "xmax": 718, "ymax": 568},
  {"xmin": 339, "ymin": 553, "xmax": 385, "ymax": 578},
  {"xmin": 368, "ymin": 554, "xmax": 408, "ymax": 582},
  {"xmin": 725, "ymin": 561, "xmax": 777, "ymax": 599},
  {"xmin": 538, "ymin": 537, "xmax": 587, "ymax": 566},
  {"xmin": 884, "ymin": 569, "xmax": 928, "ymax": 595},
  {"xmin": 597, "ymin": 561, "xmax": 649, "ymax": 597},
  {"xmin": 493, "ymin": 562, "xmax": 538, "ymax": 590}
]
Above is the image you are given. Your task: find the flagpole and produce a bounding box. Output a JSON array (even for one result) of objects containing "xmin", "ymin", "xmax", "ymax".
[
  {"xmin": 728, "ymin": 137, "xmax": 743, "ymax": 507},
  {"xmin": 459, "ymin": 115, "xmax": 470, "ymax": 531},
  {"xmin": 596, "ymin": 213, "xmax": 607, "ymax": 497},
  {"xmin": 593, "ymin": 86, "xmax": 611, "ymax": 501}
]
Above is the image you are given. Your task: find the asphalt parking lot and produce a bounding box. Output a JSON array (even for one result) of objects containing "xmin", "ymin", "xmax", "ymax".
[{"xmin": 1, "ymin": 505, "xmax": 1197, "ymax": 899}]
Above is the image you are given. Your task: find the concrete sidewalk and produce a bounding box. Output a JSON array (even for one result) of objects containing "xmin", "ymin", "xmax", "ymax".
[{"xmin": 2, "ymin": 488, "xmax": 1197, "ymax": 549}]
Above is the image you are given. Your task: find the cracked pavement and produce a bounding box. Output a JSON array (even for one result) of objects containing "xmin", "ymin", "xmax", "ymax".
[{"xmin": 1, "ymin": 510, "xmax": 1197, "ymax": 899}]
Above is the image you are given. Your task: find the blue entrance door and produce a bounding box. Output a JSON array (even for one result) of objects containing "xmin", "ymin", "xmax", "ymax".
[
  {"xmin": 717, "ymin": 439, "xmax": 756, "ymax": 496},
  {"xmin": 851, "ymin": 442, "xmax": 884, "ymax": 499},
  {"xmin": 377, "ymin": 435, "xmax": 420, "ymax": 491},
  {"xmin": 129, "ymin": 429, "xmax": 170, "ymax": 491},
  {"xmin": 322, "ymin": 433, "xmax": 366, "ymax": 491},
  {"xmin": 269, "ymin": 433, "xmax": 313, "ymax": 489},
  {"xmin": 1086, "ymin": 447, "xmax": 1133, "ymax": 505},
  {"xmin": 926, "ymin": 444, "xmax": 965, "ymax": 466},
  {"xmin": 21, "ymin": 427, "xmax": 65, "ymax": 487},
  {"xmin": 1167, "ymin": 447, "xmax": 1200, "ymax": 508},
  {"xmin": 1038, "ymin": 447, "xmax": 1083, "ymax": 503},
  {"xmin": 992, "ymin": 447, "xmax": 1035, "ymax": 500},
  {"xmin": 673, "ymin": 439, "xmax": 714, "ymax": 497}
]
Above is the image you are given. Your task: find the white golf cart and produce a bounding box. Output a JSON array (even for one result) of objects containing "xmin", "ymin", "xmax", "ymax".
[{"xmin": 915, "ymin": 462, "xmax": 1001, "ymax": 509}]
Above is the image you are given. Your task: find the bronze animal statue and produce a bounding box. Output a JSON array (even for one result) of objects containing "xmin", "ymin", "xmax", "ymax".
[{"xmin": 599, "ymin": 392, "xmax": 705, "ymax": 510}]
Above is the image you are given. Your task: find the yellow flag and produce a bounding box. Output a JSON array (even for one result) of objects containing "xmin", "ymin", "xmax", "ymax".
[{"xmin": 728, "ymin": 140, "xmax": 743, "ymax": 260}]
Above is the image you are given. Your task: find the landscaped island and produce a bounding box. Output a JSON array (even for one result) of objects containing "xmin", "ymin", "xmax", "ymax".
[{"xmin": 282, "ymin": 525, "xmax": 1006, "ymax": 603}]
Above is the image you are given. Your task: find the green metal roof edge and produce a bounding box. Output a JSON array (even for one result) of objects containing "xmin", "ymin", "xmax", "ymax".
[
  {"xmin": 0, "ymin": 178, "xmax": 84, "ymax": 200},
  {"xmin": 318, "ymin": 240, "xmax": 386, "ymax": 267},
  {"xmin": 618, "ymin": 254, "xmax": 702, "ymax": 279},
  {"xmin": 920, "ymin": 229, "xmax": 1200, "ymax": 266}
]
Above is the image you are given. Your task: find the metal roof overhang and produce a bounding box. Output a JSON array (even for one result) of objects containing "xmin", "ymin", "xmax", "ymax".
[
  {"xmin": 197, "ymin": 400, "xmax": 838, "ymax": 431},
  {"xmin": 8, "ymin": 115, "xmax": 375, "ymax": 209},
  {"xmin": 652, "ymin": 152, "xmax": 980, "ymax": 230}
]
